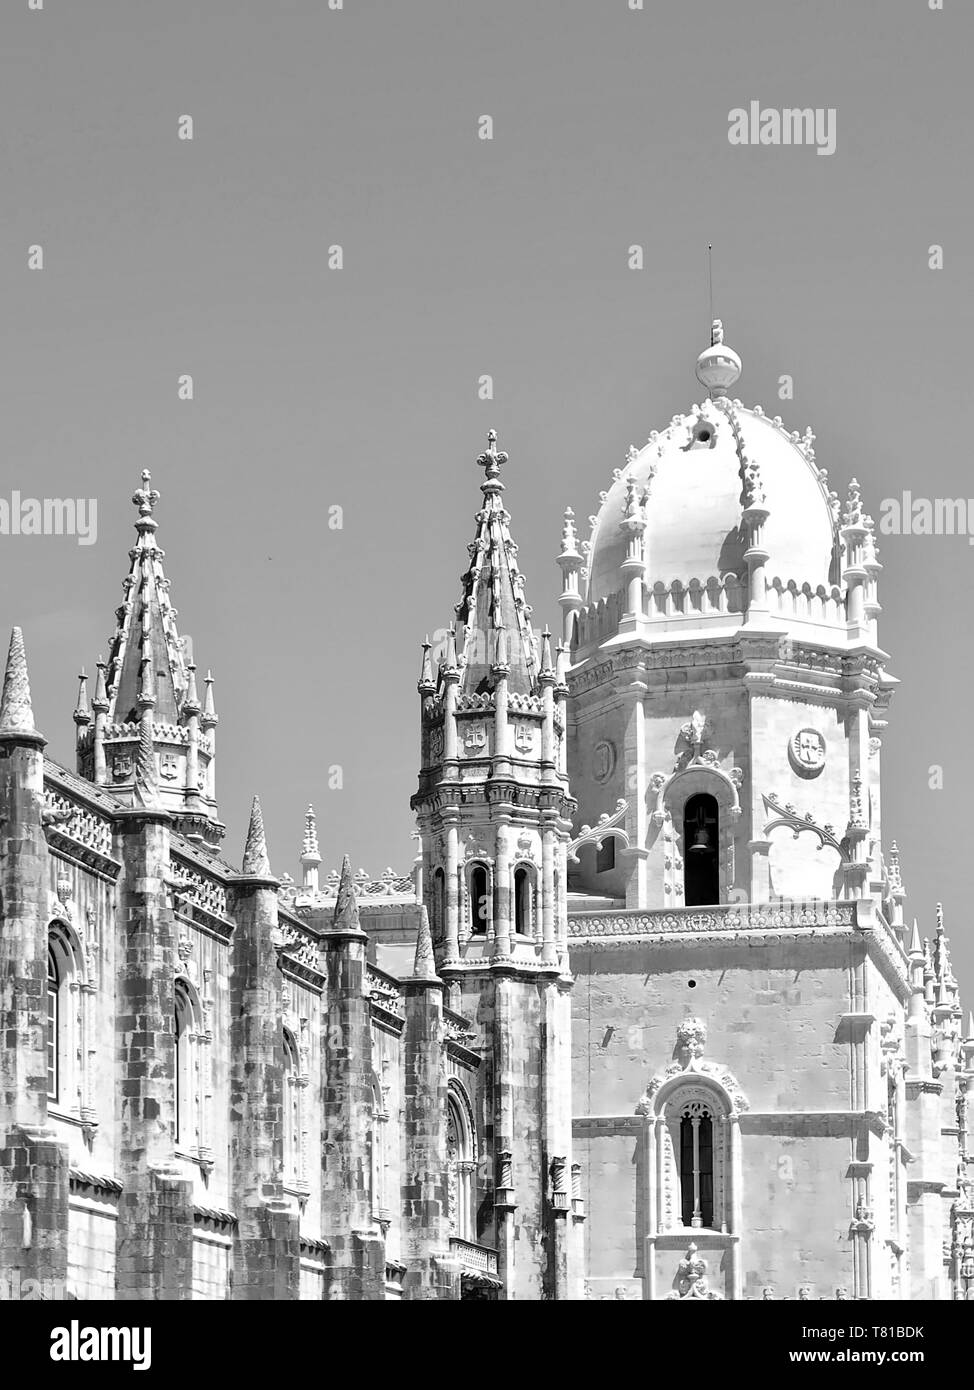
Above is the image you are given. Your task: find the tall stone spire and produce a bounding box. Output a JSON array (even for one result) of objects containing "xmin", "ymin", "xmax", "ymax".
[
  {"xmin": 79, "ymin": 472, "xmax": 223, "ymax": 842},
  {"xmin": 453, "ymin": 430, "xmax": 539, "ymax": 696},
  {"xmin": 0, "ymin": 628, "xmax": 40, "ymax": 741}
]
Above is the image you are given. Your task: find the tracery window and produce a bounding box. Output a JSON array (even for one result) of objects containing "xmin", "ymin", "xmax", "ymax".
[
  {"xmin": 446, "ymin": 1085, "xmax": 476, "ymax": 1241},
  {"xmin": 47, "ymin": 924, "xmax": 85, "ymax": 1115},
  {"xmin": 679, "ymin": 1100, "xmax": 715, "ymax": 1228}
]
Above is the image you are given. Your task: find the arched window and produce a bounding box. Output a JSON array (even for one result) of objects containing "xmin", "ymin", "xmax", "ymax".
[
  {"xmin": 469, "ymin": 864, "xmax": 489, "ymax": 936},
  {"xmin": 683, "ymin": 793, "xmax": 719, "ymax": 906},
  {"xmin": 47, "ymin": 946, "xmax": 60, "ymax": 1103},
  {"xmin": 513, "ymin": 864, "xmax": 533, "ymax": 937},
  {"xmin": 679, "ymin": 1100, "xmax": 715, "ymax": 1228},
  {"xmin": 447, "ymin": 1085, "xmax": 476, "ymax": 1241},
  {"xmin": 370, "ymin": 1075, "xmax": 388, "ymax": 1220},
  {"xmin": 283, "ymin": 1029, "xmax": 301, "ymax": 1186},
  {"xmin": 47, "ymin": 924, "xmax": 83, "ymax": 1114},
  {"xmin": 174, "ymin": 982, "xmax": 196, "ymax": 1151}
]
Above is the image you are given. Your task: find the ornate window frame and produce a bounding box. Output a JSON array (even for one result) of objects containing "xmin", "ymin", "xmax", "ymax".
[
  {"xmin": 446, "ymin": 1079, "xmax": 478, "ymax": 1242},
  {"xmin": 653, "ymin": 767, "xmax": 742, "ymax": 907},
  {"xmin": 47, "ymin": 919, "xmax": 90, "ymax": 1124},
  {"xmin": 174, "ymin": 975, "xmax": 205, "ymax": 1160}
]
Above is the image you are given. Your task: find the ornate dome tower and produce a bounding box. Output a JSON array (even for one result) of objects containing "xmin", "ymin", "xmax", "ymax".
[{"xmin": 558, "ymin": 321, "xmax": 892, "ymax": 914}]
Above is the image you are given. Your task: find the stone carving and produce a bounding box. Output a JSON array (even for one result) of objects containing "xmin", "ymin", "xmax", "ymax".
[
  {"xmin": 159, "ymin": 751, "xmax": 180, "ymax": 781},
  {"xmin": 592, "ymin": 739, "xmax": 616, "ymax": 783},
  {"xmin": 788, "ymin": 727, "xmax": 826, "ymax": 778},
  {"xmin": 112, "ymin": 754, "xmax": 133, "ymax": 782},
  {"xmin": 762, "ymin": 792, "xmax": 844, "ymax": 855},
  {"xmin": 664, "ymin": 1244, "xmax": 723, "ymax": 1300},
  {"xmin": 567, "ymin": 799, "xmax": 630, "ymax": 864},
  {"xmin": 462, "ymin": 723, "xmax": 487, "ymax": 753},
  {"xmin": 637, "ymin": 1017, "xmax": 749, "ymax": 1116}
]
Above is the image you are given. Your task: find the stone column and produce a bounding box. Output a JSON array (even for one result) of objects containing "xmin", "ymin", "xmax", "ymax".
[
  {"xmin": 0, "ymin": 630, "xmax": 70, "ymax": 1299},
  {"xmin": 401, "ymin": 911, "xmax": 457, "ymax": 1300},
  {"xmin": 227, "ymin": 796, "xmax": 299, "ymax": 1300},
  {"xmin": 113, "ymin": 805, "xmax": 193, "ymax": 1299},
  {"xmin": 320, "ymin": 858, "xmax": 385, "ymax": 1301}
]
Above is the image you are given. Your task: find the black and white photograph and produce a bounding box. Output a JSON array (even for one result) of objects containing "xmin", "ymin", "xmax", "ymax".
[{"xmin": 0, "ymin": 0, "xmax": 969, "ymax": 1362}]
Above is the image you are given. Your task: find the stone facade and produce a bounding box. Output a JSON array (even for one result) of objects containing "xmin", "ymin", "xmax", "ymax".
[{"xmin": 0, "ymin": 326, "xmax": 971, "ymax": 1300}]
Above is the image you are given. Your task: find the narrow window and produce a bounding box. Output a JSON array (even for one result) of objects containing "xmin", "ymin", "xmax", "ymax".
[
  {"xmin": 683, "ymin": 793, "xmax": 719, "ymax": 906},
  {"xmin": 513, "ymin": 865, "xmax": 531, "ymax": 936},
  {"xmin": 175, "ymin": 986, "xmax": 192, "ymax": 1148},
  {"xmin": 47, "ymin": 946, "xmax": 60, "ymax": 1103},
  {"xmin": 284, "ymin": 1031, "xmax": 300, "ymax": 1184},
  {"xmin": 470, "ymin": 865, "xmax": 488, "ymax": 935},
  {"xmin": 679, "ymin": 1107, "xmax": 715, "ymax": 1228},
  {"xmin": 432, "ymin": 867, "xmax": 445, "ymax": 941}
]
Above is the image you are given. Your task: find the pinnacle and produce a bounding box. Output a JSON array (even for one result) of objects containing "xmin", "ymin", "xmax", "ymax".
[
  {"xmin": 0, "ymin": 627, "xmax": 39, "ymax": 739},
  {"xmin": 332, "ymin": 854, "xmax": 364, "ymax": 934},
  {"xmin": 241, "ymin": 794, "xmax": 272, "ymax": 877},
  {"xmin": 411, "ymin": 905, "xmax": 440, "ymax": 982}
]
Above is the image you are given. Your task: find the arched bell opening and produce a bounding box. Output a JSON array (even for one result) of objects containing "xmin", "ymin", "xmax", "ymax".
[{"xmin": 683, "ymin": 792, "xmax": 719, "ymax": 906}]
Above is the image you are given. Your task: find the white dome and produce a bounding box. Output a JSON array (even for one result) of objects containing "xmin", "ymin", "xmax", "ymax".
[{"xmin": 585, "ymin": 397, "xmax": 838, "ymax": 607}]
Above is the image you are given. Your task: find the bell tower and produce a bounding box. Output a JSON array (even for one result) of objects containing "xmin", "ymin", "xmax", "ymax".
[{"xmin": 411, "ymin": 431, "xmax": 578, "ymax": 1300}]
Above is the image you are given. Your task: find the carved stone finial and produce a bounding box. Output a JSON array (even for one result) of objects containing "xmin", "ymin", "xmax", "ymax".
[
  {"xmin": 476, "ymin": 428, "xmax": 509, "ymax": 487},
  {"xmin": 302, "ymin": 804, "xmax": 320, "ymax": 860}
]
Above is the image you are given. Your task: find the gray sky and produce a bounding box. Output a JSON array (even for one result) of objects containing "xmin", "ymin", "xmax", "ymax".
[{"xmin": 2, "ymin": 0, "xmax": 971, "ymax": 992}]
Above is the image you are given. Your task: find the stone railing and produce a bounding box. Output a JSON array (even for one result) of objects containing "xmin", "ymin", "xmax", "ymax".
[
  {"xmin": 367, "ymin": 966, "xmax": 405, "ymax": 1017},
  {"xmin": 569, "ymin": 901, "xmax": 857, "ymax": 939},
  {"xmin": 280, "ymin": 867, "xmax": 417, "ymax": 908},
  {"xmin": 443, "ymin": 1009, "xmax": 477, "ymax": 1046},
  {"xmin": 171, "ymin": 856, "xmax": 230, "ymax": 922},
  {"xmin": 43, "ymin": 787, "xmax": 114, "ymax": 860},
  {"xmin": 449, "ymin": 1238, "xmax": 498, "ymax": 1276}
]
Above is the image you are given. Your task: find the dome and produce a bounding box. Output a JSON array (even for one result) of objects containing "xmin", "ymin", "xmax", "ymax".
[{"xmin": 584, "ymin": 333, "xmax": 838, "ymax": 609}]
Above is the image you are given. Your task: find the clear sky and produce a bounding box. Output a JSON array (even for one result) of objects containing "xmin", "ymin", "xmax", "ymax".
[{"xmin": 2, "ymin": 0, "xmax": 971, "ymax": 992}]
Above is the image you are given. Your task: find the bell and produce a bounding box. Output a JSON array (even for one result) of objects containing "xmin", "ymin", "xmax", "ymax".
[{"xmin": 689, "ymin": 826, "xmax": 711, "ymax": 853}]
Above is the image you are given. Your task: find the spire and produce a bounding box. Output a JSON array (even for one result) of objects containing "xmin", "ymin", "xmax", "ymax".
[
  {"xmin": 908, "ymin": 919, "xmax": 923, "ymax": 959},
  {"xmin": 539, "ymin": 625, "xmax": 555, "ymax": 681},
  {"xmin": 418, "ymin": 636, "xmax": 435, "ymax": 695},
  {"xmin": 0, "ymin": 628, "xmax": 40, "ymax": 740},
  {"xmin": 202, "ymin": 671, "xmax": 217, "ymax": 723},
  {"xmin": 695, "ymin": 318, "xmax": 742, "ymax": 397},
  {"xmin": 102, "ymin": 472, "xmax": 188, "ymax": 725},
  {"xmin": 183, "ymin": 662, "xmax": 200, "ymax": 714},
  {"xmin": 92, "ymin": 657, "xmax": 109, "ymax": 712},
  {"xmin": 411, "ymin": 905, "xmax": 440, "ymax": 982},
  {"xmin": 332, "ymin": 854, "xmax": 364, "ymax": 934},
  {"xmin": 241, "ymin": 795, "xmax": 272, "ymax": 877},
  {"xmin": 452, "ymin": 430, "xmax": 540, "ymax": 696},
  {"xmin": 73, "ymin": 669, "xmax": 91, "ymax": 727}
]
